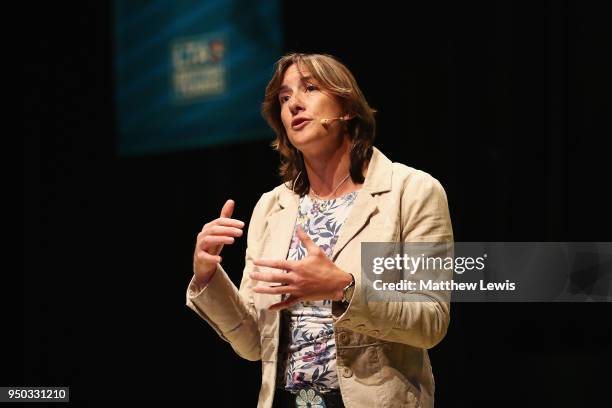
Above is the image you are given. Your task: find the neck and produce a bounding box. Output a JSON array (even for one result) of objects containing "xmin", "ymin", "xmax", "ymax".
[{"xmin": 303, "ymin": 136, "xmax": 353, "ymax": 197}]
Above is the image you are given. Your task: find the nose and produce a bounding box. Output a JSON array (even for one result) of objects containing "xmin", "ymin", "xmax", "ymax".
[{"xmin": 287, "ymin": 93, "xmax": 304, "ymax": 114}]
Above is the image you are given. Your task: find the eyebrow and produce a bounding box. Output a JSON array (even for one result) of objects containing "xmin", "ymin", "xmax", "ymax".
[{"xmin": 279, "ymin": 75, "xmax": 315, "ymax": 94}]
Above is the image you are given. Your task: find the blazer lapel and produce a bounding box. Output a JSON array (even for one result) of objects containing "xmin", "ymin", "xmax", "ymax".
[
  {"xmin": 331, "ymin": 192, "xmax": 378, "ymax": 261},
  {"xmin": 331, "ymin": 146, "xmax": 393, "ymax": 262},
  {"xmin": 261, "ymin": 186, "xmax": 299, "ymax": 304}
]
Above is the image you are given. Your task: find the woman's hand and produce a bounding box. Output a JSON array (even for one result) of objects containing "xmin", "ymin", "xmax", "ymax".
[
  {"xmin": 251, "ymin": 226, "xmax": 353, "ymax": 311},
  {"xmin": 193, "ymin": 199, "xmax": 244, "ymax": 286}
]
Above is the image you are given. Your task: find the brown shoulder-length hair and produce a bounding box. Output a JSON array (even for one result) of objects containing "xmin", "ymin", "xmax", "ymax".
[{"xmin": 261, "ymin": 53, "xmax": 377, "ymax": 196}]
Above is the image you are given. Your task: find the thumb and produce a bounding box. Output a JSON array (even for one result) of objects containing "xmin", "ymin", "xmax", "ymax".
[
  {"xmin": 220, "ymin": 199, "xmax": 234, "ymax": 219},
  {"xmin": 297, "ymin": 226, "xmax": 318, "ymax": 253}
]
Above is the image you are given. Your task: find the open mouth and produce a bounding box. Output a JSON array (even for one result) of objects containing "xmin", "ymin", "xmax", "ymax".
[{"xmin": 291, "ymin": 119, "xmax": 311, "ymax": 130}]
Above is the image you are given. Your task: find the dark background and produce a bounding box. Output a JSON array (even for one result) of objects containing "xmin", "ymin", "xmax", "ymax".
[{"xmin": 23, "ymin": 1, "xmax": 611, "ymax": 407}]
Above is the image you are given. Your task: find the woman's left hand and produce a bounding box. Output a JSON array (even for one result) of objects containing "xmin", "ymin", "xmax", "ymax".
[{"xmin": 251, "ymin": 226, "xmax": 353, "ymax": 311}]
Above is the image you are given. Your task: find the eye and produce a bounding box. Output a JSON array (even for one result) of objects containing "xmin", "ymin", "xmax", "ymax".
[
  {"xmin": 305, "ymin": 84, "xmax": 318, "ymax": 92},
  {"xmin": 279, "ymin": 95, "xmax": 290, "ymax": 104}
]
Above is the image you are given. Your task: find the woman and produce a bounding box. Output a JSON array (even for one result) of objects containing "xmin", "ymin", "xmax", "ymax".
[{"xmin": 187, "ymin": 53, "xmax": 453, "ymax": 408}]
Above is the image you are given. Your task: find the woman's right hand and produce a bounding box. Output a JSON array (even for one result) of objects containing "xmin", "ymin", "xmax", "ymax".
[{"xmin": 193, "ymin": 199, "xmax": 244, "ymax": 286}]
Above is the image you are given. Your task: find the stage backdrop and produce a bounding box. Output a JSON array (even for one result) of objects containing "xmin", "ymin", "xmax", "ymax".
[{"xmin": 113, "ymin": 0, "xmax": 282, "ymax": 156}]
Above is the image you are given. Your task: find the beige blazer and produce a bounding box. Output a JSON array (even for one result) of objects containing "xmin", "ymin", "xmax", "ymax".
[{"xmin": 186, "ymin": 146, "xmax": 454, "ymax": 407}]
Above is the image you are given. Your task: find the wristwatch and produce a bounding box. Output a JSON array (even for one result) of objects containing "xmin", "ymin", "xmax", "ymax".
[{"xmin": 341, "ymin": 273, "xmax": 355, "ymax": 304}]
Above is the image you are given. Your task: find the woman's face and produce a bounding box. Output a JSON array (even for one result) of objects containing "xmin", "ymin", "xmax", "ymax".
[{"xmin": 278, "ymin": 63, "xmax": 346, "ymax": 155}]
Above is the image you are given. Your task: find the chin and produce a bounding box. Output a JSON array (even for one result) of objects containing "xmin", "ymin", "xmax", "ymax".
[
  {"xmin": 288, "ymin": 131, "xmax": 315, "ymax": 147},
  {"xmin": 292, "ymin": 134, "xmax": 326, "ymax": 149}
]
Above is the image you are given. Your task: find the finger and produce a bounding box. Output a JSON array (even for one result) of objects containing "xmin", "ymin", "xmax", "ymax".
[
  {"xmin": 297, "ymin": 226, "xmax": 319, "ymax": 253},
  {"xmin": 220, "ymin": 199, "xmax": 234, "ymax": 219},
  {"xmin": 201, "ymin": 236, "xmax": 234, "ymax": 246},
  {"xmin": 253, "ymin": 259, "xmax": 295, "ymax": 271},
  {"xmin": 250, "ymin": 271, "xmax": 293, "ymax": 284},
  {"xmin": 252, "ymin": 285, "xmax": 294, "ymax": 295},
  {"xmin": 196, "ymin": 251, "xmax": 222, "ymax": 264},
  {"xmin": 199, "ymin": 225, "xmax": 242, "ymax": 253},
  {"xmin": 269, "ymin": 295, "xmax": 301, "ymax": 311},
  {"xmin": 213, "ymin": 217, "xmax": 245, "ymax": 229},
  {"xmin": 200, "ymin": 218, "xmax": 244, "ymax": 233},
  {"xmin": 206, "ymin": 225, "xmax": 243, "ymax": 237},
  {"xmin": 196, "ymin": 227, "xmax": 241, "ymax": 251}
]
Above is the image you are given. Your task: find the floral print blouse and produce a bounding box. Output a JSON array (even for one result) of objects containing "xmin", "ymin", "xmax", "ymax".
[{"xmin": 277, "ymin": 190, "xmax": 359, "ymax": 393}]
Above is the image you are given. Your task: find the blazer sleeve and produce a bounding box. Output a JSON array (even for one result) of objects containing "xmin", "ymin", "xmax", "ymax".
[
  {"xmin": 335, "ymin": 172, "xmax": 454, "ymax": 349},
  {"xmin": 185, "ymin": 192, "xmax": 271, "ymax": 361}
]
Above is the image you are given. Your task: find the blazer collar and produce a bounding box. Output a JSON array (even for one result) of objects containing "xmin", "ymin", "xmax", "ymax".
[{"xmin": 271, "ymin": 146, "xmax": 394, "ymax": 261}]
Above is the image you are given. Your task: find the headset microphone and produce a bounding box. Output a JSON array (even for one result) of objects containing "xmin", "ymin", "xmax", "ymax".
[{"xmin": 320, "ymin": 117, "xmax": 348, "ymax": 126}]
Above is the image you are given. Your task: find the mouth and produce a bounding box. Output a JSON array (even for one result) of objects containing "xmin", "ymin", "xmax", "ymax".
[{"xmin": 291, "ymin": 118, "xmax": 311, "ymax": 130}]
